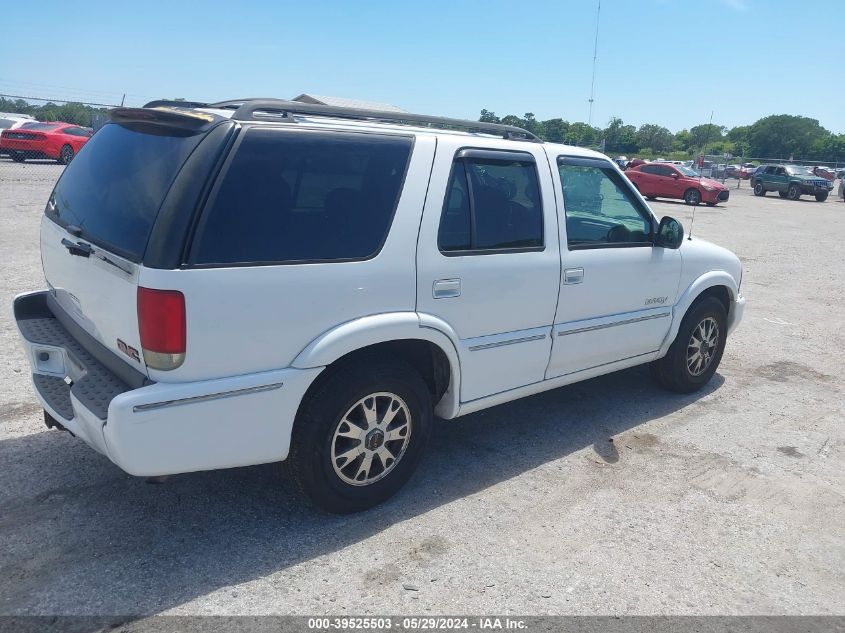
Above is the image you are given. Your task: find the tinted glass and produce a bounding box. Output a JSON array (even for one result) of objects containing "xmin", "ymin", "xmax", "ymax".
[
  {"xmin": 47, "ymin": 123, "xmax": 204, "ymax": 261},
  {"xmin": 438, "ymin": 156, "xmax": 543, "ymax": 252},
  {"xmin": 22, "ymin": 122, "xmax": 61, "ymax": 131},
  {"xmin": 641, "ymin": 165, "xmax": 660, "ymax": 175},
  {"xmin": 193, "ymin": 129, "xmax": 412, "ymax": 265},
  {"xmin": 559, "ymin": 162, "xmax": 652, "ymax": 247},
  {"xmin": 438, "ymin": 161, "xmax": 471, "ymax": 251}
]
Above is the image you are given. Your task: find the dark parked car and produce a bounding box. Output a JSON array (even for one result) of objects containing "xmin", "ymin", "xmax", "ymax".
[{"xmin": 751, "ymin": 165, "xmax": 834, "ymax": 201}]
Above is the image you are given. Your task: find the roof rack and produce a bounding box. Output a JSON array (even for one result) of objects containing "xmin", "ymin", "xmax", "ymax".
[{"xmin": 205, "ymin": 98, "xmax": 541, "ymax": 142}]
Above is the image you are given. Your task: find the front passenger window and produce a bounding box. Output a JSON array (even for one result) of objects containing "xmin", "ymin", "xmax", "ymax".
[{"xmin": 558, "ymin": 160, "xmax": 653, "ymax": 248}]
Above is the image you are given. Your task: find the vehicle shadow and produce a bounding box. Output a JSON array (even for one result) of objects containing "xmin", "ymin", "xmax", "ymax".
[{"xmin": 0, "ymin": 365, "xmax": 724, "ymax": 616}]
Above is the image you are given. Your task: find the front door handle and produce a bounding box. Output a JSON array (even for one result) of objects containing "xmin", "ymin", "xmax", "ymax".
[
  {"xmin": 433, "ymin": 278, "xmax": 461, "ymax": 299},
  {"xmin": 563, "ymin": 268, "xmax": 584, "ymax": 284}
]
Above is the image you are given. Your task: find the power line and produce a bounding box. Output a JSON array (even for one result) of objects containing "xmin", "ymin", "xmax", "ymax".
[
  {"xmin": 0, "ymin": 77, "xmax": 149, "ymax": 101},
  {"xmin": 0, "ymin": 93, "xmax": 121, "ymax": 108}
]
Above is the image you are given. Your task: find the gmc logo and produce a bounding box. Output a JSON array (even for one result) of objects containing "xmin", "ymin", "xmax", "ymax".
[{"xmin": 117, "ymin": 339, "xmax": 141, "ymax": 363}]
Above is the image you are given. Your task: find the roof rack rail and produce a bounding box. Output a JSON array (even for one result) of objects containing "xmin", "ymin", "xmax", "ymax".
[
  {"xmin": 205, "ymin": 98, "xmax": 540, "ymax": 142},
  {"xmin": 143, "ymin": 99, "xmax": 211, "ymax": 109}
]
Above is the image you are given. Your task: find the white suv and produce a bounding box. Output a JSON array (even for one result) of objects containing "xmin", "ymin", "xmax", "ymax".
[{"xmin": 14, "ymin": 99, "xmax": 745, "ymax": 512}]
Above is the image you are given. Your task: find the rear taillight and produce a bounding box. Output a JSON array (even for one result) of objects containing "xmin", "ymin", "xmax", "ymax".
[{"xmin": 137, "ymin": 287, "xmax": 186, "ymax": 370}]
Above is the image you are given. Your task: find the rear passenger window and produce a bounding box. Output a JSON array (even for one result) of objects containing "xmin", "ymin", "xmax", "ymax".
[
  {"xmin": 438, "ymin": 152, "xmax": 543, "ymax": 254},
  {"xmin": 192, "ymin": 129, "xmax": 412, "ymax": 265}
]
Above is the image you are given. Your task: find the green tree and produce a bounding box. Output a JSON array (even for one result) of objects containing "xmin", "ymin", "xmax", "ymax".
[
  {"xmin": 748, "ymin": 115, "xmax": 831, "ymax": 160},
  {"xmin": 689, "ymin": 123, "xmax": 726, "ymax": 150},
  {"xmin": 636, "ymin": 123, "xmax": 673, "ymax": 154},
  {"xmin": 479, "ymin": 109, "xmax": 499, "ymax": 123},
  {"xmin": 544, "ymin": 119, "xmax": 570, "ymax": 143},
  {"xmin": 603, "ymin": 117, "xmax": 638, "ymax": 154},
  {"xmin": 566, "ymin": 122, "xmax": 601, "ymax": 147}
]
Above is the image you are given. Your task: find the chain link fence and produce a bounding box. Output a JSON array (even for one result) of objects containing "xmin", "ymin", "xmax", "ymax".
[
  {"xmin": 2, "ymin": 93, "xmax": 844, "ymax": 202},
  {"xmin": 693, "ymin": 153, "xmax": 843, "ymax": 192},
  {"xmin": 0, "ymin": 94, "xmax": 122, "ymax": 168}
]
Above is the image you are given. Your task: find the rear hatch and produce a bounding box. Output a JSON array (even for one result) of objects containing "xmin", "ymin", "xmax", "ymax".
[{"xmin": 40, "ymin": 108, "xmax": 227, "ymax": 377}]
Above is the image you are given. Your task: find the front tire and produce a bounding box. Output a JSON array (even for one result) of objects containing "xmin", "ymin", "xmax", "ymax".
[
  {"xmin": 287, "ymin": 357, "xmax": 432, "ymax": 513},
  {"xmin": 815, "ymin": 192, "xmax": 828, "ymax": 202},
  {"xmin": 11, "ymin": 152, "xmax": 25, "ymax": 163},
  {"xmin": 753, "ymin": 181, "xmax": 765, "ymax": 196},
  {"xmin": 650, "ymin": 296, "xmax": 727, "ymax": 394},
  {"xmin": 787, "ymin": 184, "xmax": 801, "ymax": 200},
  {"xmin": 684, "ymin": 188, "xmax": 702, "ymax": 205}
]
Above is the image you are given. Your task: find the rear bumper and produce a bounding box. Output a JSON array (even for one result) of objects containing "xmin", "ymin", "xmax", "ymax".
[
  {"xmin": 14, "ymin": 291, "xmax": 323, "ymax": 476},
  {"xmin": 0, "ymin": 140, "xmax": 57, "ymax": 159}
]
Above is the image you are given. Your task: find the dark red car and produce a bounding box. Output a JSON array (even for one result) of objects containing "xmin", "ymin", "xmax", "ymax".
[
  {"xmin": 0, "ymin": 121, "xmax": 92, "ymax": 164},
  {"xmin": 625, "ymin": 162, "xmax": 730, "ymax": 206}
]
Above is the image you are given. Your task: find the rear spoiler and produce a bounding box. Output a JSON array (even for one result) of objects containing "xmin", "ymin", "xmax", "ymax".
[{"xmin": 109, "ymin": 107, "xmax": 224, "ymax": 134}]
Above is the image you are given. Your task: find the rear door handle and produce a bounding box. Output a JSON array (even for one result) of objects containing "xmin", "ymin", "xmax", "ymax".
[
  {"xmin": 563, "ymin": 268, "xmax": 584, "ymax": 284},
  {"xmin": 433, "ymin": 278, "xmax": 461, "ymax": 299}
]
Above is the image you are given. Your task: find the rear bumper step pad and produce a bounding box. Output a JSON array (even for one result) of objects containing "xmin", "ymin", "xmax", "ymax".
[{"xmin": 15, "ymin": 292, "xmax": 142, "ymax": 421}]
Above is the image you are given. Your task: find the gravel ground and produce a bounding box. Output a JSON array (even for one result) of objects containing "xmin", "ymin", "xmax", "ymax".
[{"xmin": 0, "ymin": 159, "xmax": 843, "ymax": 616}]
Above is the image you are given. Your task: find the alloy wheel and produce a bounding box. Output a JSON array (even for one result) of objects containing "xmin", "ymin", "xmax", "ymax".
[
  {"xmin": 686, "ymin": 317, "xmax": 720, "ymax": 376},
  {"xmin": 330, "ymin": 392, "xmax": 412, "ymax": 486}
]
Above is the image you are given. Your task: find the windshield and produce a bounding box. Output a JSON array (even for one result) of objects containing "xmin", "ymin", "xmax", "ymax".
[
  {"xmin": 785, "ymin": 166, "xmax": 812, "ymax": 176},
  {"xmin": 47, "ymin": 122, "xmax": 204, "ymax": 261},
  {"xmin": 677, "ymin": 165, "xmax": 700, "ymax": 177}
]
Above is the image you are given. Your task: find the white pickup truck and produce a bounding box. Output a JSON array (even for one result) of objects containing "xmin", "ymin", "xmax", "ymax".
[{"xmin": 14, "ymin": 99, "xmax": 745, "ymax": 512}]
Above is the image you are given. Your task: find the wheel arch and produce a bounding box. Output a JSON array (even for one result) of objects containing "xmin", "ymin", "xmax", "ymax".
[
  {"xmin": 292, "ymin": 312, "xmax": 461, "ymax": 419},
  {"xmin": 659, "ymin": 273, "xmax": 737, "ymax": 356}
]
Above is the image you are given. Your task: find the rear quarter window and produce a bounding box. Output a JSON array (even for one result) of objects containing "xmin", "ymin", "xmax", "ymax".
[{"xmin": 190, "ymin": 128, "xmax": 413, "ymax": 265}]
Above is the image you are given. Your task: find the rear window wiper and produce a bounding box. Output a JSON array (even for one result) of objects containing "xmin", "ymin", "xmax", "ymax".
[{"xmin": 61, "ymin": 238, "xmax": 93, "ymax": 258}]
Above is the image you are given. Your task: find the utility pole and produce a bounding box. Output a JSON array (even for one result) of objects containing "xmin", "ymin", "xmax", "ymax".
[{"xmin": 587, "ymin": 0, "xmax": 601, "ymax": 126}]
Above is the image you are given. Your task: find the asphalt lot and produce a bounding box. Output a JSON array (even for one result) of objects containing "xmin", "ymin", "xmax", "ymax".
[{"xmin": 0, "ymin": 159, "xmax": 843, "ymax": 616}]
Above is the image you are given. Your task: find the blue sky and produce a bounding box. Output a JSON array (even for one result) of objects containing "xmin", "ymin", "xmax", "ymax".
[{"xmin": 1, "ymin": 0, "xmax": 842, "ymax": 133}]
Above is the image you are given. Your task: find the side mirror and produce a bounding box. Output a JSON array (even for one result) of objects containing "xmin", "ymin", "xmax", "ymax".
[
  {"xmin": 672, "ymin": 173, "xmax": 680, "ymax": 179},
  {"xmin": 655, "ymin": 216, "xmax": 684, "ymax": 249}
]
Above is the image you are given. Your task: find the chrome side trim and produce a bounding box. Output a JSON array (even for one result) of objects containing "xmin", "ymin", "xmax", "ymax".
[
  {"xmin": 132, "ymin": 382, "xmax": 284, "ymax": 412},
  {"xmin": 468, "ymin": 333, "xmax": 547, "ymax": 351},
  {"xmin": 557, "ymin": 312, "xmax": 670, "ymax": 337}
]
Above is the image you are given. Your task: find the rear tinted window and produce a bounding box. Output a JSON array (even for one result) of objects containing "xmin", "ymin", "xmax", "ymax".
[
  {"xmin": 47, "ymin": 123, "xmax": 203, "ymax": 261},
  {"xmin": 22, "ymin": 122, "xmax": 61, "ymax": 131},
  {"xmin": 191, "ymin": 128, "xmax": 412, "ymax": 265}
]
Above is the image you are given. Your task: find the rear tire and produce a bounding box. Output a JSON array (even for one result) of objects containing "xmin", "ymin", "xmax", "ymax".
[
  {"xmin": 815, "ymin": 192, "xmax": 828, "ymax": 202},
  {"xmin": 753, "ymin": 181, "xmax": 765, "ymax": 196},
  {"xmin": 11, "ymin": 152, "xmax": 25, "ymax": 163},
  {"xmin": 58, "ymin": 144, "xmax": 74, "ymax": 165},
  {"xmin": 684, "ymin": 188, "xmax": 701, "ymax": 205},
  {"xmin": 287, "ymin": 356, "xmax": 432, "ymax": 513},
  {"xmin": 650, "ymin": 296, "xmax": 727, "ymax": 394},
  {"xmin": 787, "ymin": 184, "xmax": 801, "ymax": 200}
]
